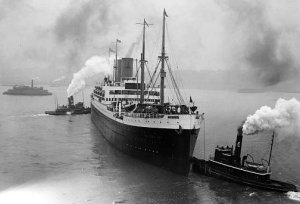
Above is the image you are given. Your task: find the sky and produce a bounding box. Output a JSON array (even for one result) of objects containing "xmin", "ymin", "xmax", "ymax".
[{"xmin": 1, "ymin": 0, "xmax": 300, "ymax": 87}]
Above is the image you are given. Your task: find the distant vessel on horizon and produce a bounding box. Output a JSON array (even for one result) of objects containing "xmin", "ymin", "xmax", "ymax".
[
  {"xmin": 238, "ymin": 88, "xmax": 265, "ymax": 93},
  {"xmin": 3, "ymin": 80, "xmax": 52, "ymax": 96}
]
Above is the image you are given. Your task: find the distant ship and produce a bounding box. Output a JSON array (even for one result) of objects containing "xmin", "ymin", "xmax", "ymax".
[
  {"xmin": 45, "ymin": 96, "xmax": 91, "ymax": 115},
  {"xmin": 238, "ymin": 88, "xmax": 265, "ymax": 93},
  {"xmin": 3, "ymin": 80, "xmax": 52, "ymax": 96},
  {"xmin": 91, "ymin": 10, "xmax": 203, "ymax": 175}
]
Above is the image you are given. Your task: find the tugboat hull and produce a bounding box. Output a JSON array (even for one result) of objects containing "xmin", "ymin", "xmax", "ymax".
[
  {"xmin": 45, "ymin": 108, "xmax": 90, "ymax": 115},
  {"xmin": 192, "ymin": 158, "xmax": 298, "ymax": 192},
  {"xmin": 91, "ymin": 103, "xmax": 199, "ymax": 175}
]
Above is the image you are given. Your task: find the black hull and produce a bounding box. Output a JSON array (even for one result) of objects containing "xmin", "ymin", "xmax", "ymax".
[
  {"xmin": 3, "ymin": 92, "xmax": 52, "ymax": 96},
  {"xmin": 192, "ymin": 158, "xmax": 297, "ymax": 192},
  {"xmin": 91, "ymin": 103, "xmax": 199, "ymax": 175},
  {"xmin": 45, "ymin": 108, "xmax": 91, "ymax": 115}
]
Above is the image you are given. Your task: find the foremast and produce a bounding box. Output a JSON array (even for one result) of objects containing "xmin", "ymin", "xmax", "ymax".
[
  {"xmin": 159, "ymin": 9, "xmax": 168, "ymax": 105},
  {"xmin": 138, "ymin": 19, "xmax": 151, "ymax": 104},
  {"xmin": 113, "ymin": 39, "xmax": 121, "ymax": 83}
]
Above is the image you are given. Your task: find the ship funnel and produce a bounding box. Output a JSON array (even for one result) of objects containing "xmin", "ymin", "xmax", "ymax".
[
  {"xmin": 234, "ymin": 125, "xmax": 243, "ymax": 163},
  {"xmin": 115, "ymin": 58, "xmax": 133, "ymax": 82},
  {"xmin": 68, "ymin": 96, "xmax": 74, "ymax": 107}
]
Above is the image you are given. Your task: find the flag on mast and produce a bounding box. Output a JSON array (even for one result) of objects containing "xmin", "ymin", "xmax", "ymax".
[
  {"xmin": 109, "ymin": 48, "xmax": 115, "ymax": 53},
  {"xmin": 164, "ymin": 9, "xmax": 168, "ymax": 17},
  {"xmin": 117, "ymin": 39, "xmax": 121, "ymax": 43},
  {"xmin": 109, "ymin": 48, "xmax": 115, "ymax": 57}
]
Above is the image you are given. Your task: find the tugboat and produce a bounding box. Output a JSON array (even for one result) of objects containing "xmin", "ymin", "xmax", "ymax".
[
  {"xmin": 192, "ymin": 125, "xmax": 298, "ymax": 192},
  {"xmin": 45, "ymin": 96, "xmax": 91, "ymax": 115},
  {"xmin": 91, "ymin": 10, "xmax": 203, "ymax": 175},
  {"xmin": 3, "ymin": 80, "xmax": 52, "ymax": 95}
]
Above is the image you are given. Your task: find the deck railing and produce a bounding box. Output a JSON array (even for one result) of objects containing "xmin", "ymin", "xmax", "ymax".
[{"xmin": 123, "ymin": 112, "xmax": 164, "ymax": 119}]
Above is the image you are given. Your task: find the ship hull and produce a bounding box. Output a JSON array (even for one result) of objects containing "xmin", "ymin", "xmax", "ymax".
[
  {"xmin": 3, "ymin": 91, "xmax": 52, "ymax": 95},
  {"xmin": 91, "ymin": 103, "xmax": 199, "ymax": 175}
]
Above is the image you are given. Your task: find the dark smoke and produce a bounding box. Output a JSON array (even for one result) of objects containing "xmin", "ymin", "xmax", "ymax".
[
  {"xmin": 125, "ymin": 34, "xmax": 142, "ymax": 58},
  {"xmin": 246, "ymin": 29, "xmax": 296, "ymax": 86},
  {"xmin": 223, "ymin": 0, "xmax": 298, "ymax": 86},
  {"xmin": 54, "ymin": 1, "xmax": 109, "ymax": 44},
  {"xmin": 53, "ymin": 0, "xmax": 111, "ymax": 73}
]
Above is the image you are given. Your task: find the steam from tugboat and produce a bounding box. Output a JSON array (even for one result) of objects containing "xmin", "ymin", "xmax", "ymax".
[
  {"xmin": 243, "ymin": 98, "xmax": 300, "ymax": 136},
  {"xmin": 67, "ymin": 56, "xmax": 112, "ymax": 97}
]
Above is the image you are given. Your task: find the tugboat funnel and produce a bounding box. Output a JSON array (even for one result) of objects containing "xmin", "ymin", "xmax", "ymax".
[
  {"xmin": 234, "ymin": 125, "xmax": 243, "ymax": 164},
  {"xmin": 68, "ymin": 95, "xmax": 74, "ymax": 107}
]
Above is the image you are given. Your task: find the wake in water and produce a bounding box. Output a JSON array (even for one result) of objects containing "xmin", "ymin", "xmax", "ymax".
[
  {"xmin": 30, "ymin": 114, "xmax": 50, "ymax": 117},
  {"xmin": 287, "ymin": 191, "xmax": 300, "ymax": 202},
  {"xmin": 6, "ymin": 113, "xmax": 51, "ymax": 119}
]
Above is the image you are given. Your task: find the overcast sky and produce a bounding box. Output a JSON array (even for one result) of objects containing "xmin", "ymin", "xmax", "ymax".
[{"xmin": 1, "ymin": 0, "xmax": 300, "ymax": 86}]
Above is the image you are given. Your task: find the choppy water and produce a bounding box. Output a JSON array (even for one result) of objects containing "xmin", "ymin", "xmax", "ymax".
[{"xmin": 0, "ymin": 86, "xmax": 299, "ymax": 203}]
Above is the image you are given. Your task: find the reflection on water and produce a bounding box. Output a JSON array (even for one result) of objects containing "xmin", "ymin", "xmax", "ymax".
[{"xmin": 0, "ymin": 86, "xmax": 299, "ymax": 203}]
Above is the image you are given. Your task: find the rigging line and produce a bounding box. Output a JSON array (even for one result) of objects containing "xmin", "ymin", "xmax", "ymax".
[
  {"xmin": 168, "ymin": 68, "xmax": 180, "ymax": 104},
  {"xmin": 135, "ymin": 64, "xmax": 141, "ymax": 78},
  {"xmin": 150, "ymin": 25, "xmax": 162, "ymax": 63},
  {"xmin": 164, "ymin": 67, "xmax": 177, "ymax": 103},
  {"xmin": 146, "ymin": 25, "xmax": 160, "ymax": 70},
  {"xmin": 172, "ymin": 68, "xmax": 185, "ymax": 104},
  {"xmin": 147, "ymin": 59, "xmax": 161, "ymax": 90},
  {"xmin": 166, "ymin": 66, "xmax": 182, "ymax": 105},
  {"xmin": 146, "ymin": 72, "xmax": 160, "ymax": 101},
  {"xmin": 166, "ymin": 60, "xmax": 185, "ymax": 104},
  {"xmin": 166, "ymin": 25, "xmax": 188, "ymax": 104},
  {"xmin": 165, "ymin": 76, "xmax": 177, "ymax": 104},
  {"xmin": 145, "ymin": 63, "xmax": 152, "ymax": 82},
  {"xmin": 165, "ymin": 23, "xmax": 188, "ymax": 104}
]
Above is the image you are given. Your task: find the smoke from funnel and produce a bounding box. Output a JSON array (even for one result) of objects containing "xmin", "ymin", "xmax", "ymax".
[
  {"xmin": 125, "ymin": 34, "xmax": 142, "ymax": 58},
  {"xmin": 243, "ymin": 98, "xmax": 300, "ymax": 135},
  {"xmin": 52, "ymin": 76, "xmax": 66, "ymax": 83},
  {"xmin": 67, "ymin": 56, "xmax": 112, "ymax": 97}
]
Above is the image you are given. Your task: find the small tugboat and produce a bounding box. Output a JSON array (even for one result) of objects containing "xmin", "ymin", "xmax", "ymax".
[
  {"xmin": 3, "ymin": 80, "xmax": 52, "ymax": 96},
  {"xmin": 45, "ymin": 96, "xmax": 91, "ymax": 115},
  {"xmin": 192, "ymin": 125, "xmax": 298, "ymax": 192}
]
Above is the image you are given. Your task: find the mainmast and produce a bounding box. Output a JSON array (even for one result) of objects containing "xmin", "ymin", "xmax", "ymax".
[
  {"xmin": 114, "ymin": 39, "xmax": 121, "ymax": 83},
  {"xmin": 160, "ymin": 9, "xmax": 168, "ymax": 105}
]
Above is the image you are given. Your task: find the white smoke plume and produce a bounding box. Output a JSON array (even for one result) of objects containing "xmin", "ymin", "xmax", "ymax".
[
  {"xmin": 243, "ymin": 98, "xmax": 300, "ymax": 135},
  {"xmin": 52, "ymin": 76, "xmax": 66, "ymax": 83},
  {"xmin": 67, "ymin": 56, "xmax": 112, "ymax": 97}
]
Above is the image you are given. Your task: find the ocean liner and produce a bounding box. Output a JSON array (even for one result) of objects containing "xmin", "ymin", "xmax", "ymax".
[
  {"xmin": 91, "ymin": 10, "xmax": 202, "ymax": 175},
  {"xmin": 3, "ymin": 80, "xmax": 52, "ymax": 96}
]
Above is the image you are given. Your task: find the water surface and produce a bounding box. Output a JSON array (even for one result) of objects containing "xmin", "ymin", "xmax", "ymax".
[{"xmin": 0, "ymin": 86, "xmax": 299, "ymax": 203}]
